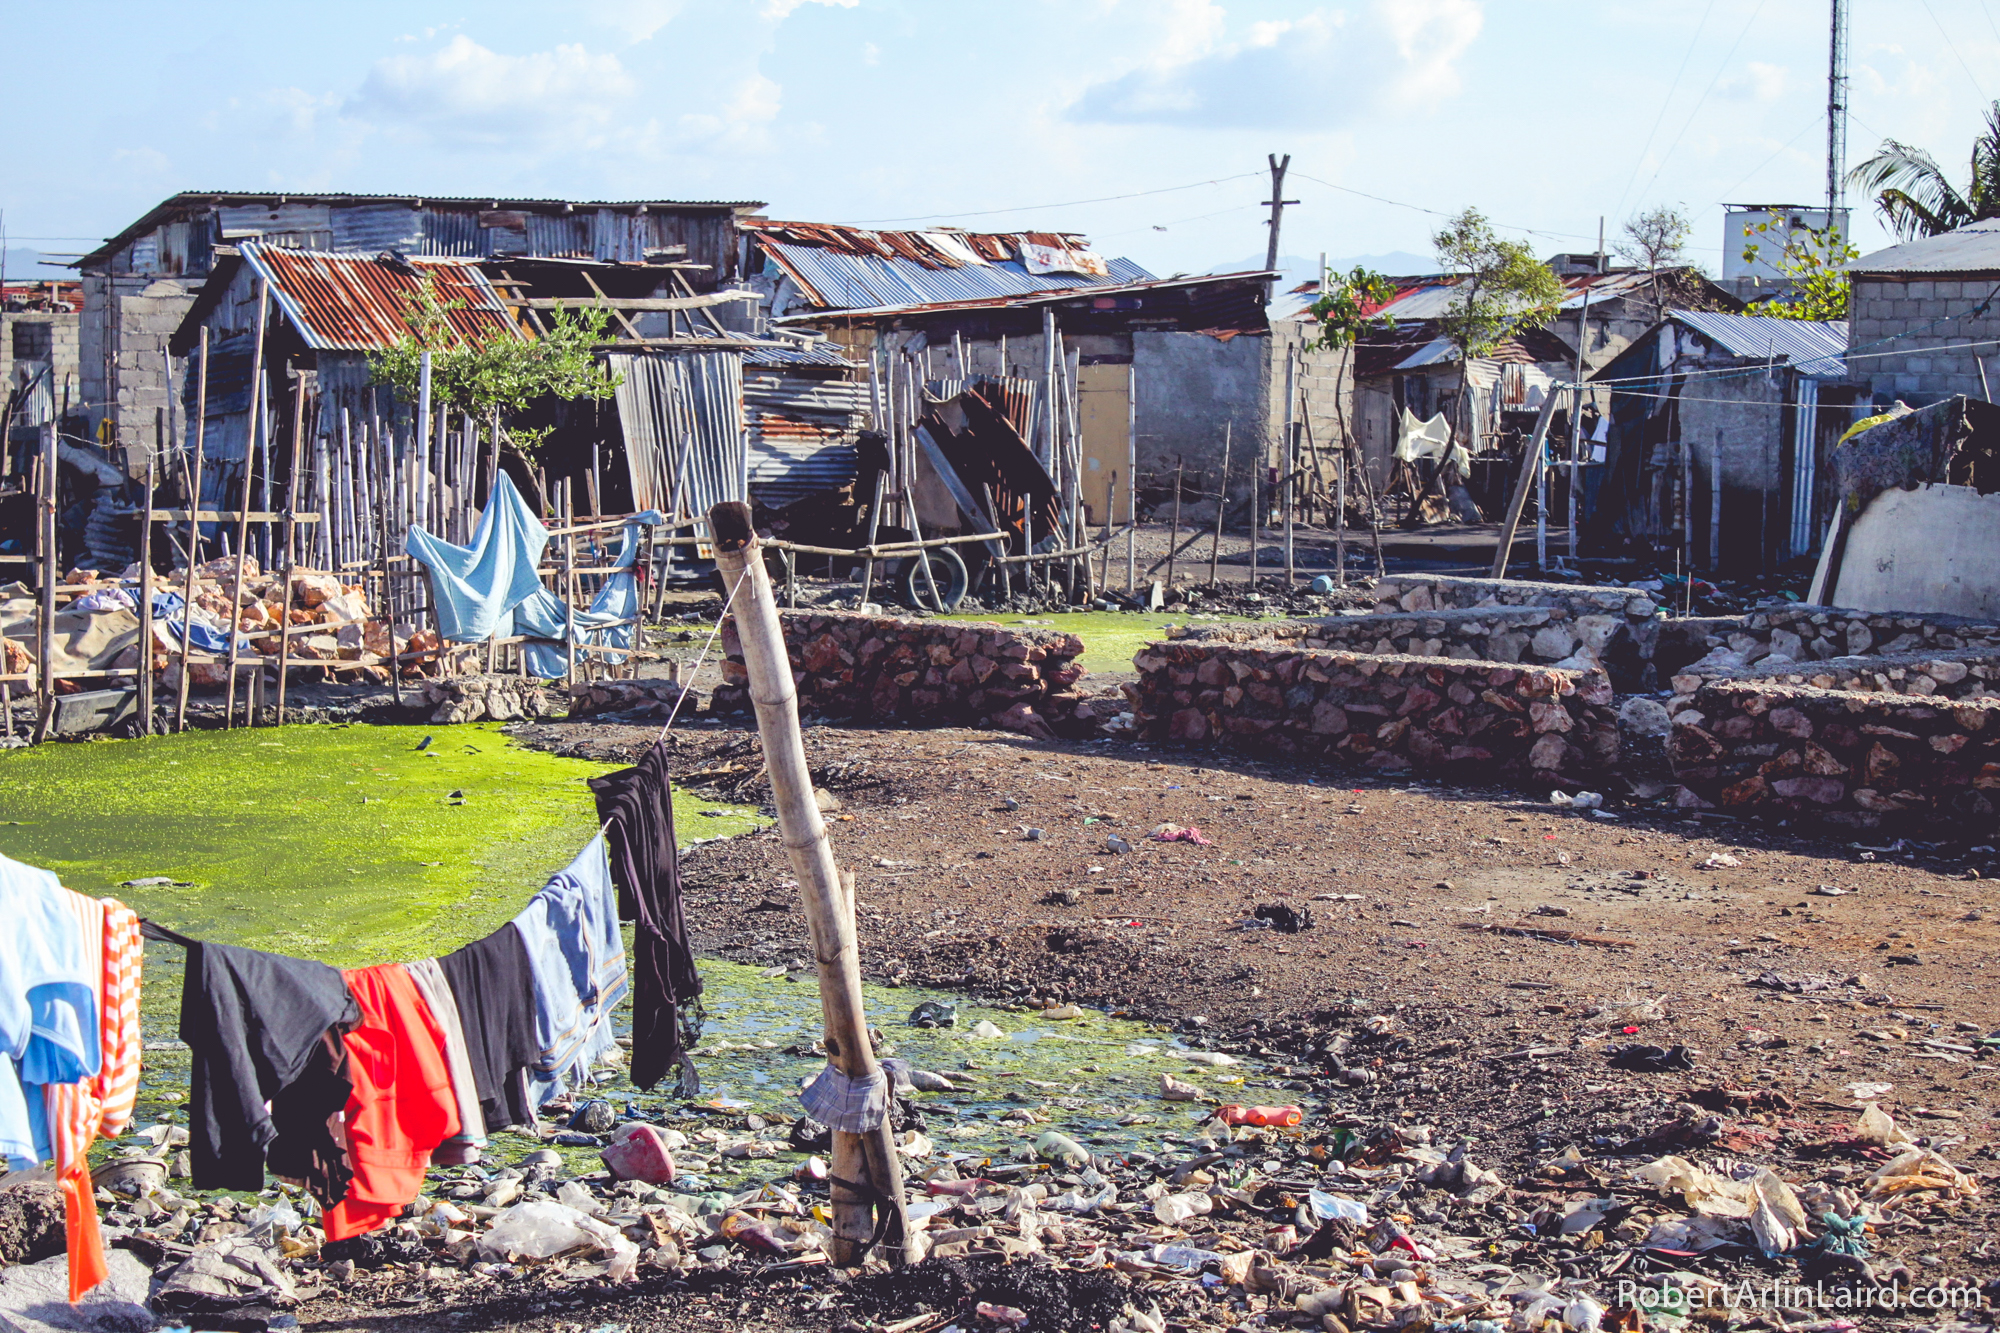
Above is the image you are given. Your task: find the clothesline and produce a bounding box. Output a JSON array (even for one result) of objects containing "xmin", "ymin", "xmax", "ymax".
[{"xmin": 1, "ymin": 739, "xmax": 702, "ymax": 1304}]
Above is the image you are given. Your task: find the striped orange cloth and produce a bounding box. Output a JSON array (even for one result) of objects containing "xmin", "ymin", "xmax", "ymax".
[{"xmin": 45, "ymin": 896, "xmax": 143, "ymax": 1302}]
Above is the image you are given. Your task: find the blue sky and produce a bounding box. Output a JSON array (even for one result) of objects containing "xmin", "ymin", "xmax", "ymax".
[{"xmin": 4, "ymin": 0, "xmax": 1998, "ymax": 281}]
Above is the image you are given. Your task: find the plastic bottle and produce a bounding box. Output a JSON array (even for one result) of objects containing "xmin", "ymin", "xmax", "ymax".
[{"xmin": 1215, "ymin": 1105, "xmax": 1303, "ymax": 1128}]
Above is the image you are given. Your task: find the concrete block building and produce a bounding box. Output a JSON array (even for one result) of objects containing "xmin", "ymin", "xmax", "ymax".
[{"xmin": 1848, "ymin": 219, "xmax": 2000, "ymax": 404}]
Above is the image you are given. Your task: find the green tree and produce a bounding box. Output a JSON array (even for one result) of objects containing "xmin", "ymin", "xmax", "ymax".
[
  {"xmin": 369, "ymin": 279, "xmax": 621, "ymax": 457},
  {"xmin": 1849, "ymin": 101, "xmax": 2000, "ymax": 241},
  {"xmin": 1430, "ymin": 209, "xmax": 1566, "ymax": 457},
  {"xmin": 1305, "ymin": 264, "xmax": 1398, "ymax": 351},
  {"xmin": 1743, "ymin": 217, "xmax": 1860, "ymax": 321},
  {"xmin": 1615, "ymin": 204, "xmax": 1694, "ymax": 323}
]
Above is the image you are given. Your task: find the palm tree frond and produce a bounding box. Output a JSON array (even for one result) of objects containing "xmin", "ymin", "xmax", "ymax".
[{"xmin": 1849, "ymin": 140, "xmax": 1975, "ymax": 238}]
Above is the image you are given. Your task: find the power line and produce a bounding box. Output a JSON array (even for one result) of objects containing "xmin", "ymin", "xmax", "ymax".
[
  {"xmin": 1610, "ymin": 0, "xmax": 1718, "ymax": 225},
  {"xmin": 1919, "ymin": 0, "xmax": 1990, "ymax": 100},
  {"xmin": 1632, "ymin": 0, "xmax": 1770, "ymax": 208},
  {"xmin": 843, "ymin": 172, "xmax": 1263, "ymax": 226},
  {"xmin": 1289, "ymin": 171, "xmax": 1601, "ymax": 245}
]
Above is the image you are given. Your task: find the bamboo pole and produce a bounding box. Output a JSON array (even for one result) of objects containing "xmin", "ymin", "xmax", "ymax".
[
  {"xmin": 1166, "ymin": 460, "xmax": 1182, "ymax": 589},
  {"xmin": 1125, "ymin": 360, "xmax": 1136, "ymax": 593},
  {"xmin": 31, "ymin": 421, "xmax": 57, "ymax": 743},
  {"xmin": 175, "ymin": 330, "xmax": 210, "ymax": 733},
  {"xmin": 562, "ymin": 482, "xmax": 578, "ymax": 688},
  {"xmin": 857, "ymin": 471, "xmax": 886, "ymax": 610},
  {"xmin": 707, "ymin": 500, "xmax": 911, "ymax": 1268},
  {"xmin": 1491, "ymin": 389, "xmax": 1563, "ymax": 580},
  {"xmin": 224, "ymin": 281, "xmax": 269, "ymax": 729},
  {"xmin": 1208, "ymin": 422, "xmax": 1232, "ymax": 589},
  {"xmin": 376, "ymin": 414, "xmax": 403, "ymax": 709},
  {"xmin": 276, "ymin": 375, "xmax": 306, "ymax": 725},
  {"xmin": 1282, "ymin": 346, "xmax": 1297, "ymax": 587},
  {"xmin": 1099, "ymin": 472, "xmax": 1114, "ymax": 593},
  {"xmin": 138, "ymin": 418, "xmax": 159, "ymax": 734}
]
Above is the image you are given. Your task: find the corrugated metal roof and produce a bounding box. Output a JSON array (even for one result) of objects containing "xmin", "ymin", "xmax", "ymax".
[
  {"xmin": 1278, "ymin": 268, "xmax": 1680, "ymax": 324},
  {"xmin": 1671, "ymin": 309, "xmax": 1847, "ymax": 378},
  {"xmin": 79, "ymin": 190, "xmax": 766, "ymax": 269},
  {"xmin": 1851, "ymin": 219, "xmax": 2000, "ymax": 274},
  {"xmin": 742, "ymin": 341, "xmax": 857, "ymax": 368},
  {"xmin": 746, "ymin": 219, "xmax": 1151, "ymax": 313},
  {"xmin": 240, "ymin": 242, "xmax": 516, "ymax": 352},
  {"xmin": 771, "ymin": 269, "xmax": 1267, "ymax": 325}
]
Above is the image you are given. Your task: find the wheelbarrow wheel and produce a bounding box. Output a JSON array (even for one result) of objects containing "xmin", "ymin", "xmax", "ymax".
[{"xmin": 896, "ymin": 546, "xmax": 969, "ymax": 611}]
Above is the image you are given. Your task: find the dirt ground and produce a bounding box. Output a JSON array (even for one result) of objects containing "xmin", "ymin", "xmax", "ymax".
[{"xmin": 339, "ymin": 709, "xmax": 2000, "ymax": 1333}]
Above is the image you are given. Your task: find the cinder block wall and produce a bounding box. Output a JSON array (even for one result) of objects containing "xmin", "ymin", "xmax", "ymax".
[{"xmin": 1848, "ymin": 275, "xmax": 2000, "ymax": 404}]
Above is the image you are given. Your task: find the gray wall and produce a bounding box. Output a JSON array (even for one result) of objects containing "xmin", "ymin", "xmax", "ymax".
[
  {"xmin": 2, "ymin": 308, "xmax": 81, "ymax": 427},
  {"xmin": 1849, "ymin": 275, "xmax": 2000, "ymax": 404},
  {"xmin": 79, "ymin": 273, "xmax": 201, "ymax": 466},
  {"xmin": 1133, "ymin": 330, "xmax": 1269, "ymax": 499}
]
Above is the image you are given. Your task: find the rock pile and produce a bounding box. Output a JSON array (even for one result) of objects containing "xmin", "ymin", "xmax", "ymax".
[
  {"xmin": 416, "ymin": 675, "xmax": 560, "ymax": 725},
  {"xmin": 710, "ymin": 611, "xmax": 1100, "ymax": 738},
  {"xmin": 1131, "ymin": 642, "xmax": 1619, "ymax": 781},
  {"xmin": 1671, "ymin": 677, "xmax": 2000, "ymax": 829}
]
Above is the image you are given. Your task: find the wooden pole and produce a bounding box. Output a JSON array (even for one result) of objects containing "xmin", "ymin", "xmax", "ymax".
[
  {"xmin": 707, "ymin": 500, "xmax": 911, "ymax": 1268},
  {"xmin": 1248, "ymin": 451, "xmax": 1259, "ymax": 590},
  {"xmin": 1282, "ymin": 346, "xmax": 1297, "ymax": 587},
  {"xmin": 1125, "ymin": 363, "xmax": 1137, "ymax": 594},
  {"xmin": 376, "ymin": 414, "xmax": 402, "ymax": 708},
  {"xmin": 1100, "ymin": 472, "xmax": 1115, "ymax": 593},
  {"xmin": 224, "ymin": 280, "xmax": 269, "ymax": 729},
  {"xmin": 858, "ymin": 471, "xmax": 886, "ymax": 610},
  {"xmin": 1166, "ymin": 461, "xmax": 1182, "ymax": 588},
  {"xmin": 276, "ymin": 376, "xmax": 306, "ymax": 725},
  {"xmin": 175, "ymin": 329, "xmax": 210, "ymax": 733},
  {"xmin": 900, "ymin": 483, "xmax": 942, "ymax": 610},
  {"xmin": 1335, "ymin": 431, "xmax": 1348, "ymax": 588},
  {"xmin": 1490, "ymin": 389, "xmax": 1563, "ymax": 579},
  {"xmin": 1208, "ymin": 422, "xmax": 1231, "ymax": 589},
  {"xmin": 562, "ymin": 482, "xmax": 578, "ymax": 688},
  {"xmin": 138, "ymin": 418, "xmax": 159, "ymax": 734},
  {"xmin": 31, "ymin": 421, "xmax": 57, "ymax": 743}
]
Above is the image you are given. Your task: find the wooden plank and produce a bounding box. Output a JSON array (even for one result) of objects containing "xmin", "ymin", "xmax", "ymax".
[{"xmin": 147, "ymin": 511, "xmax": 320, "ymax": 523}]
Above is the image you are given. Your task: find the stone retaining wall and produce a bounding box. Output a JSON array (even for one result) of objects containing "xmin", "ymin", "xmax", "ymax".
[
  {"xmin": 709, "ymin": 611, "xmax": 1099, "ymax": 737},
  {"xmin": 1671, "ymin": 679, "xmax": 2000, "ymax": 831},
  {"xmin": 1175, "ymin": 605, "xmax": 1623, "ymax": 672},
  {"xmin": 416, "ymin": 674, "xmax": 559, "ymax": 724},
  {"xmin": 1678, "ymin": 605, "xmax": 2000, "ymax": 681},
  {"xmin": 1670, "ymin": 649, "xmax": 2000, "ymax": 713},
  {"xmin": 1373, "ymin": 573, "xmax": 1661, "ymax": 621},
  {"xmin": 1131, "ymin": 640, "xmax": 1618, "ymax": 781}
]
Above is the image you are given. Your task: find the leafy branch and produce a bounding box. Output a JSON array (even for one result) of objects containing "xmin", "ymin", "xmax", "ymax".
[{"xmin": 369, "ymin": 279, "xmax": 622, "ymax": 456}]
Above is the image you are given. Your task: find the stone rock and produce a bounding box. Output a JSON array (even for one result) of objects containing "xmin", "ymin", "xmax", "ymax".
[
  {"xmin": 0, "ymin": 1183, "xmax": 63, "ymax": 1266},
  {"xmin": 1530, "ymin": 625, "xmax": 1576, "ymax": 660},
  {"xmin": 1617, "ymin": 696, "xmax": 1671, "ymax": 738},
  {"xmin": 602, "ymin": 1123, "xmax": 678, "ymax": 1185}
]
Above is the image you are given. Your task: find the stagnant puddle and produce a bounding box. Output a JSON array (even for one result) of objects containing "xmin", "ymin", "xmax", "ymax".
[{"xmin": 0, "ymin": 723, "xmax": 1273, "ymax": 1189}]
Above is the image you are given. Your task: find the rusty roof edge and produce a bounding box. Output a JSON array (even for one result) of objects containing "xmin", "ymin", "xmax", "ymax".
[
  {"xmin": 78, "ymin": 189, "xmax": 769, "ymax": 269},
  {"xmin": 771, "ymin": 269, "xmax": 1279, "ymax": 324}
]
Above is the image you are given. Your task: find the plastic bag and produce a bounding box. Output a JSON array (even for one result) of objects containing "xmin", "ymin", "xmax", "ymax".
[
  {"xmin": 1152, "ymin": 1192, "xmax": 1214, "ymax": 1225},
  {"xmin": 477, "ymin": 1201, "xmax": 639, "ymax": 1280}
]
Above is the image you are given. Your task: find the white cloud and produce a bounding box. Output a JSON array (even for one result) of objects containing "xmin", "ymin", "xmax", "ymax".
[
  {"xmin": 593, "ymin": 0, "xmax": 683, "ymax": 43},
  {"xmin": 674, "ymin": 72, "xmax": 786, "ymax": 152},
  {"xmin": 1070, "ymin": 1, "xmax": 1484, "ymax": 130},
  {"xmin": 1380, "ymin": 0, "xmax": 1481, "ymax": 102},
  {"xmin": 764, "ymin": 0, "xmax": 857, "ymax": 19},
  {"xmin": 1720, "ymin": 60, "xmax": 1787, "ymax": 103},
  {"xmin": 861, "ymin": 41, "xmax": 881, "ymax": 65},
  {"xmin": 348, "ymin": 36, "xmax": 636, "ymax": 147}
]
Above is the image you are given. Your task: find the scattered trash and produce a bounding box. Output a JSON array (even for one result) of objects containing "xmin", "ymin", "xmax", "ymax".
[
  {"xmin": 477, "ymin": 1202, "xmax": 639, "ymax": 1280},
  {"xmin": 1549, "ymin": 789, "xmax": 1603, "ymax": 809},
  {"xmin": 1608, "ymin": 1043, "xmax": 1695, "ymax": 1072},
  {"xmin": 1700, "ymin": 852, "xmax": 1742, "ymax": 869},
  {"xmin": 1251, "ymin": 903, "xmax": 1314, "ymax": 933},
  {"xmin": 908, "ymin": 1000, "xmax": 958, "ymax": 1028},
  {"xmin": 1148, "ymin": 824, "xmax": 1213, "ymax": 845},
  {"xmin": 1213, "ymin": 1104, "xmax": 1301, "ymax": 1128}
]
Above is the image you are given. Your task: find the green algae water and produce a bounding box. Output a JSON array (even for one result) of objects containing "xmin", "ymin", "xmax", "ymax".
[
  {"xmin": 0, "ymin": 724, "xmax": 1270, "ymax": 1181},
  {"xmin": 0, "ymin": 723, "xmax": 760, "ymax": 961}
]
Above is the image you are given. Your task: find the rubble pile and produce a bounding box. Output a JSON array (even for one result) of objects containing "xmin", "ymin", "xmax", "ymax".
[
  {"xmin": 1130, "ymin": 643, "xmax": 1618, "ymax": 782},
  {"xmin": 15, "ymin": 1017, "xmax": 1984, "ymax": 1333},
  {"xmin": 417, "ymin": 673, "xmax": 561, "ymax": 724},
  {"xmin": 1670, "ymin": 677, "xmax": 2000, "ymax": 829},
  {"xmin": 711, "ymin": 610, "xmax": 1110, "ymax": 738}
]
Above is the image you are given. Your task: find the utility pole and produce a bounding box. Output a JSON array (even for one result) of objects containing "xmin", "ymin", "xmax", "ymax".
[
  {"xmin": 1826, "ymin": 0, "xmax": 1849, "ymax": 223},
  {"xmin": 1262, "ymin": 154, "xmax": 1296, "ymax": 300}
]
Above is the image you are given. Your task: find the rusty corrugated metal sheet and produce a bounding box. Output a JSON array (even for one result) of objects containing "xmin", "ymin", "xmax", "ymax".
[
  {"xmin": 744, "ymin": 218, "xmax": 1148, "ymax": 313},
  {"xmin": 241, "ymin": 241, "xmax": 515, "ymax": 352}
]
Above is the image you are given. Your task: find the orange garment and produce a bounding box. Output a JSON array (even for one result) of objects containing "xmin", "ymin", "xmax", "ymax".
[
  {"xmin": 324, "ymin": 964, "xmax": 460, "ymax": 1242},
  {"xmin": 46, "ymin": 897, "xmax": 142, "ymax": 1302}
]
